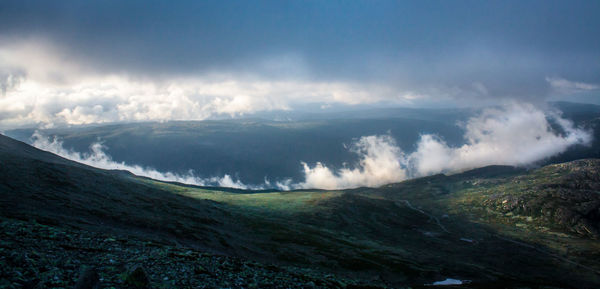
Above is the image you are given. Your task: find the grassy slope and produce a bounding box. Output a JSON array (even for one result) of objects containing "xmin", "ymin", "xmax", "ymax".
[
  {"xmin": 144, "ymin": 166, "xmax": 600, "ymax": 288},
  {"xmin": 2, "ymin": 134, "xmax": 600, "ymax": 288}
]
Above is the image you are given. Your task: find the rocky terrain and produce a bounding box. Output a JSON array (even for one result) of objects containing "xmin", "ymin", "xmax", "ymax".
[{"xmin": 0, "ymin": 218, "xmax": 357, "ymax": 289}]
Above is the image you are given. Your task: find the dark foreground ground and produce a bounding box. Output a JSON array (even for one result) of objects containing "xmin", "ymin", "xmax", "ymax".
[{"xmin": 0, "ymin": 218, "xmax": 362, "ymax": 289}]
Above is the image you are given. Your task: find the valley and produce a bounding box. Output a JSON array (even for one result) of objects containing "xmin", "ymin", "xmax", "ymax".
[{"xmin": 2, "ymin": 134, "xmax": 599, "ymax": 288}]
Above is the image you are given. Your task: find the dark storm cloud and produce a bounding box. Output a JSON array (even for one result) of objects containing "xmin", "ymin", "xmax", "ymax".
[{"xmin": 1, "ymin": 0, "xmax": 599, "ymax": 98}]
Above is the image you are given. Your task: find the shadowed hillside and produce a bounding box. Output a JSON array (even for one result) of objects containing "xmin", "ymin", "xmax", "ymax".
[{"xmin": 1, "ymin": 134, "xmax": 600, "ymax": 288}]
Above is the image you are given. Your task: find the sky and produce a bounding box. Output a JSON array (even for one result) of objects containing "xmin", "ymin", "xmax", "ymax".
[{"xmin": 1, "ymin": 0, "xmax": 600, "ymax": 129}]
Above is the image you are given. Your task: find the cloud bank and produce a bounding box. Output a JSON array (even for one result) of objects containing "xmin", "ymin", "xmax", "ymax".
[
  {"xmin": 0, "ymin": 40, "xmax": 406, "ymax": 129},
  {"xmin": 296, "ymin": 135, "xmax": 408, "ymax": 190},
  {"xmin": 298, "ymin": 103, "xmax": 592, "ymax": 189},
  {"xmin": 31, "ymin": 131, "xmax": 261, "ymax": 190},
  {"xmin": 30, "ymin": 103, "xmax": 592, "ymax": 190}
]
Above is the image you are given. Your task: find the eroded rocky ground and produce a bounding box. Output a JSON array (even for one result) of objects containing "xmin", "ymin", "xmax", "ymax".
[{"xmin": 0, "ymin": 218, "xmax": 365, "ymax": 289}]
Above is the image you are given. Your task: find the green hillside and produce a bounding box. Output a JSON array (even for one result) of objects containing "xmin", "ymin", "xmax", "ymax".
[{"xmin": 1, "ymin": 134, "xmax": 599, "ymax": 288}]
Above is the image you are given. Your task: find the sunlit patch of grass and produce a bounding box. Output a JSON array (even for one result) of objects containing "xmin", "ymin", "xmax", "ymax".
[
  {"xmin": 183, "ymin": 190, "xmax": 343, "ymax": 213},
  {"xmin": 137, "ymin": 177, "xmax": 342, "ymax": 213}
]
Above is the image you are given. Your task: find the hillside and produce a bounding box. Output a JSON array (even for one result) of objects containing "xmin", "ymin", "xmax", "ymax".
[{"xmin": 1, "ymin": 134, "xmax": 600, "ymax": 288}]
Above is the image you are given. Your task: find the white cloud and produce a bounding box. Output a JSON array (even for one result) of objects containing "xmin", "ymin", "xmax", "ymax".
[
  {"xmin": 0, "ymin": 69, "xmax": 25, "ymax": 95},
  {"xmin": 0, "ymin": 40, "xmax": 408, "ymax": 129},
  {"xmin": 296, "ymin": 135, "xmax": 408, "ymax": 190},
  {"xmin": 408, "ymin": 102, "xmax": 591, "ymax": 176},
  {"xmin": 546, "ymin": 76, "xmax": 599, "ymax": 93},
  {"xmin": 297, "ymin": 103, "xmax": 592, "ymax": 189},
  {"xmin": 30, "ymin": 131, "xmax": 263, "ymax": 190},
  {"xmin": 1, "ymin": 73, "xmax": 401, "ymax": 129}
]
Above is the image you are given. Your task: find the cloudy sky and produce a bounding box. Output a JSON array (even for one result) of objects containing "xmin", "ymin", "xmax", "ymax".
[{"xmin": 1, "ymin": 0, "xmax": 599, "ymax": 129}]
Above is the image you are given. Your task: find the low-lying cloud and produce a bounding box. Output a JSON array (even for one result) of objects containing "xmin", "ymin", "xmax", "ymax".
[
  {"xmin": 31, "ymin": 131, "xmax": 262, "ymax": 190},
  {"xmin": 409, "ymin": 103, "xmax": 591, "ymax": 175},
  {"xmin": 298, "ymin": 103, "xmax": 592, "ymax": 189},
  {"xmin": 546, "ymin": 77, "xmax": 600, "ymax": 93},
  {"xmin": 30, "ymin": 103, "xmax": 592, "ymax": 191},
  {"xmin": 296, "ymin": 135, "xmax": 407, "ymax": 190}
]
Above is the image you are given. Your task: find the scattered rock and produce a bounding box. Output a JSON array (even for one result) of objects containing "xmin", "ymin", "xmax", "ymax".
[
  {"xmin": 125, "ymin": 265, "xmax": 151, "ymax": 289},
  {"xmin": 74, "ymin": 266, "xmax": 99, "ymax": 289}
]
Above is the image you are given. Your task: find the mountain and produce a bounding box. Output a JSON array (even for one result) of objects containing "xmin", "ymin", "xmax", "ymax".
[{"xmin": 1, "ymin": 134, "xmax": 600, "ymax": 288}]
